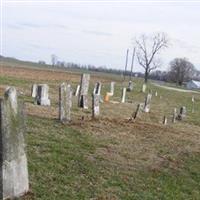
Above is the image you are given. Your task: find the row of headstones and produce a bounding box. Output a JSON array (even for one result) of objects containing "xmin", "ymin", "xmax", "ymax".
[
  {"xmin": 131, "ymin": 92, "xmax": 187, "ymax": 124},
  {"xmin": 0, "ymin": 78, "xmax": 188, "ymax": 199},
  {"xmin": 31, "ymin": 73, "xmax": 134, "ymax": 123},
  {"xmin": 0, "ymin": 74, "xmax": 120, "ymax": 199}
]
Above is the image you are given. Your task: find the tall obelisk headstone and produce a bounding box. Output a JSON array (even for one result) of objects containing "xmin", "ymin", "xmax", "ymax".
[
  {"xmin": 0, "ymin": 87, "xmax": 29, "ymax": 199},
  {"xmin": 78, "ymin": 74, "xmax": 90, "ymax": 109}
]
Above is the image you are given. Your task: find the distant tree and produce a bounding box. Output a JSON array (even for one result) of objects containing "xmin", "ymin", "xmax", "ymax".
[
  {"xmin": 51, "ymin": 54, "xmax": 58, "ymax": 66},
  {"xmin": 168, "ymin": 58, "xmax": 196, "ymax": 86},
  {"xmin": 38, "ymin": 60, "xmax": 46, "ymax": 65},
  {"xmin": 134, "ymin": 32, "xmax": 169, "ymax": 83}
]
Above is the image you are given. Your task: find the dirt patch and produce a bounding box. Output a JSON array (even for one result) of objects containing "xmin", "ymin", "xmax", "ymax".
[{"xmin": 0, "ymin": 65, "xmax": 116, "ymax": 83}]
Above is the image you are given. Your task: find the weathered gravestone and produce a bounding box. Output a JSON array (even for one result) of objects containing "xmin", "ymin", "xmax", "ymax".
[
  {"xmin": 92, "ymin": 94, "xmax": 100, "ymax": 118},
  {"xmin": 143, "ymin": 93, "xmax": 152, "ymax": 113},
  {"xmin": 78, "ymin": 74, "xmax": 90, "ymax": 109},
  {"xmin": 163, "ymin": 116, "xmax": 167, "ymax": 125},
  {"xmin": 127, "ymin": 81, "xmax": 133, "ymax": 92},
  {"xmin": 35, "ymin": 84, "xmax": 50, "ymax": 106},
  {"xmin": 110, "ymin": 82, "xmax": 115, "ymax": 96},
  {"xmin": 59, "ymin": 83, "xmax": 72, "ymax": 123},
  {"xmin": 172, "ymin": 108, "xmax": 177, "ymax": 123},
  {"xmin": 74, "ymin": 85, "xmax": 80, "ymax": 97},
  {"xmin": 177, "ymin": 106, "xmax": 186, "ymax": 120},
  {"xmin": 93, "ymin": 82, "xmax": 101, "ymax": 95},
  {"xmin": 0, "ymin": 87, "xmax": 29, "ymax": 199},
  {"xmin": 131, "ymin": 103, "xmax": 143, "ymax": 120},
  {"xmin": 31, "ymin": 84, "xmax": 38, "ymax": 98},
  {"xmin": 121, "ymin": 87, "xmax": 126, "ymax": 103},
  {"xmin": 142, "ymin": 83, "xmax": 146, "ymax": 93}
]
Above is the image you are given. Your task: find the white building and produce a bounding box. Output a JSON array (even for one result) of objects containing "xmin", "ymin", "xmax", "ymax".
[{"xmin": 186, "ymin": 80, "xmax": 200, "ymax": 89}]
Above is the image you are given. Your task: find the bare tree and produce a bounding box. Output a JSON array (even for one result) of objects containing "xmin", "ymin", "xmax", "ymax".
[
  {"xmin": 134, "ymin": 32, "xmax": 168, "ymax": 83},
  {"xmin": 168, "ymin": 58, "xmax": 196, "ymax": 86}
]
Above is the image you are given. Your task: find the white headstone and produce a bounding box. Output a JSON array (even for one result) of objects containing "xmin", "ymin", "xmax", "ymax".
[{"xmin": 121, "ymin": 87, "xmax": 126, "ymax": 103}]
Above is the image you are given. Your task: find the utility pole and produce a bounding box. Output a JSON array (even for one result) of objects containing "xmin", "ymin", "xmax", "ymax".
[
  {"xmin": 123, "ymin": 48, "xmax": 129, "ymax": 81},
  {"xmin": 130, "ymin": 47, "xmax": 136, "ymax": 81}
]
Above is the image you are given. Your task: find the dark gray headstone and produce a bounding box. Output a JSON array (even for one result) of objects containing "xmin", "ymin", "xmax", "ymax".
[
  {"xmin": 177, "ymin": 106, "xmax": 186, "ymax": 120},
  {"xmin": 93, "ymin": 82, "xmax": 101, "ymax": 95}
]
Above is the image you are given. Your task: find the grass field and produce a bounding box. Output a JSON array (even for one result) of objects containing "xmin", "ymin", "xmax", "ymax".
[{"xmin": 0, "ymin": 60, "xmax": 200, "ymax": 200}]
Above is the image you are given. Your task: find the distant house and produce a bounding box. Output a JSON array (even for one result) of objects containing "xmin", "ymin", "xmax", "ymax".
[{"xmin": 186, "ymin": 80, "xmax": 200, "ymax": 89}]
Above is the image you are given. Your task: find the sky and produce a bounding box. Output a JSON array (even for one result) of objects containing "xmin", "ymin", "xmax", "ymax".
[{"xmin": 1, "ymin": 0, "xmax": 200, "ymax": 72}]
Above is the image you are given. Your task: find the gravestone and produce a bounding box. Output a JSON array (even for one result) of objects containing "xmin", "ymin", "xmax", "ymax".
[
  {"xmin": 110, "ymin": 82, "xmax": 115, "ymax": 96},
  {"xmin": 192, "ymin": 96, "xmax": 195, "ymax": 113},
  {"xmin": 0, "ymin": 87, "xmax": 29, "ymax": 199},
  {"xmin": 132, "ymin": 103, "xmax": 143, "ymax": 120},
  {"xmin": 93, "ymin": 82, "xmax": 101, "ymax": 95},
  {"xmin": 172, "ymin": 108, "xmax": 177, "ymax": 123},
  {"xmin": 121, "ymin": 87, "xmax": 126, "ymax": 103},
  {"xmin": 78, "ymin": 74, "xmax": 90, "ymax": 109},
  {"xmin": 127, "ymin": 81, "xmax": 133, "ymax": 92},
  {"xmin": 163, "ymin": 116, "xmax": 167, "ymax": 125},
  {"xmin": 92, "ymin": 94, "xmax": 100, "ymax": 118},
  {"xmin": 142, "ymin": 83, "xmax": 146, "ymax": 93},
  {"xmin": 155, "ymin": 91, "xmax": 158, "ymax": 97},
  {"xmin": 59, "ymin": 83, "xmax": 72, "ymax": 123},
  {"xmin": 143, "ymin": 93, "xmax": 152, "ymax": 113},
  {"xmin": 36, "ymin": 84, "xmax": 50, "ymax": 106},
  {"xmin": 31, "ymin": 84, "xmax": 38, "ymax": 98},
  {"xmin": 74, "ymin": 85, "xmax": 80, "ymax": 97},
  {"xmin": 177, "ymin": 106, "xmax": 186, "ymax": 120}
]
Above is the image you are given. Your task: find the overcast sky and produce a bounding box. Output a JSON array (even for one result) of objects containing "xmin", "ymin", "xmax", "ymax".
[{"xmin": 2, "ymin": 1, "xmax": 200, "ymax": 71}]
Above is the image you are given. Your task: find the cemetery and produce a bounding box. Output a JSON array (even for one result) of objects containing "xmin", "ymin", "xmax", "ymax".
[{"xmin": 0, "ymin": 62, "xmax": 200, "ymax": 199}]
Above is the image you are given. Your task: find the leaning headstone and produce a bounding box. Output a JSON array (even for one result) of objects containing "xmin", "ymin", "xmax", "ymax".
[
  {"xmin": 93, "ymin": 82, "xmax": 101, "ymax": 95},
  {"xmin": 0, "ymin": 87, "xmax": 29, "ymax": 199},
  {"xmin": 59, "ymin": 83, "xmax": 72, "ymax": 123},
  {"xmin": 78, "ymin": 74, "xmax": 90, "ymax": 109},
  {"xmin": 143, "ymin": 93, "xmax": 152, "ymax": 113},
  {"xmin": 177, "ymin": 106, "xmax": 186, "ymax": 120},
  {"xmin": 131, "ymin": 103, "xmax": 143, "ymax": 120},
  {"xmin": 36, "ymin": 84, "xmax": 50, "ymax": 106},
  {"xmin": 172, "ymin": 108, "xmax": 177, "ymax": 123},
  {"xmin": 127, "ymin": 81, "xmax": 133, "ymax": 92},
  {"xmin": 142, "ymin": 83, "xmax": 146, "ymax": 93},
  {"xmin": 110, "ymin": 82, "xmax": 115, "ymax": 96},
  {"xmin": 74, "ymin": 85, "xmax": 80, "ymax": 97},
  {"xmin": 92, "ymin": 94, "xmax": 100, "ymax": 118},
  {"xmin": 121, "ymin": 87, "xmax": 126, "ymax": 103},
  {"xmin": 163, "ymin": 116, "xmax": 167, "ymax": 125},
  {"xmin": 31, "ymin": 84, "xmax": 38, "ymax": 98}
]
